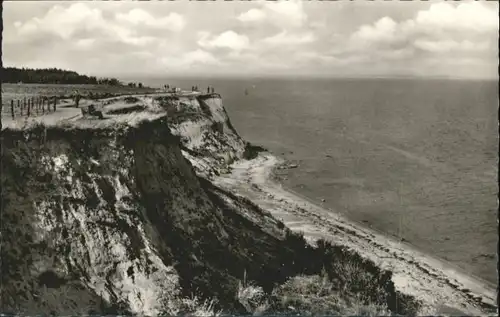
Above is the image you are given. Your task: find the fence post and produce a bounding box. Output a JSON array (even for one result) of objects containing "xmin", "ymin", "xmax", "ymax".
[
  {"xmin": 24, "ymin": 97, "xmax": 26, "ymax": 112},
  {"xmin": 42, "ymin": 98, "xmax": 45, "ymax": 114},
  {"xmin": 18, "ymin": 100, "xmax": 22, "ymax": 116},
  {"xmin": 11, "ymin": 100, "xmax": 15, "ymax": 119},
  {"xmin": 54, "ymin": 96, "xmax": 57, "ymax": 112},
  {"xmin": 27, "ymin": 98, "xmax": 31, "ymax": 117}
]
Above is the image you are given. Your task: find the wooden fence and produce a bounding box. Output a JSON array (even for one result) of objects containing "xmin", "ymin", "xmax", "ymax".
[{"xmin": 1, "ymin": 96, "xmax": 58, "ymax": 120}]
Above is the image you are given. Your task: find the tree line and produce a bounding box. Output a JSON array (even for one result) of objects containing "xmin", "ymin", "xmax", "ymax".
[{"xmin": 1, "ymin": 67, "xmax": 144, "ymax": 88}]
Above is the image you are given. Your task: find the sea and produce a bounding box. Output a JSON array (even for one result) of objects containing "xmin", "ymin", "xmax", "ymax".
[{"xmin": 148, "ymin": 77, "xmax": 498, "ymax": 286}]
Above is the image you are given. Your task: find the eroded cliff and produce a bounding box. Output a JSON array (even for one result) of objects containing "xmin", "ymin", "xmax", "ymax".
[{"xmin": 1, "ymin": 94, "xmax": 420, "ymax": 316}]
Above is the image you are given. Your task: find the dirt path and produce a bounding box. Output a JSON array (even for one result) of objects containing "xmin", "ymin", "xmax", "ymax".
[{"xmin": 213, "ymin": 154, "xmax": 497, "ymax": 315}]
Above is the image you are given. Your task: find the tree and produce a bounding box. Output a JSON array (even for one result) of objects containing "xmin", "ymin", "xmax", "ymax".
[{"xmin": 1, "ymin": 67, "xmax": 120, "ymax": 86}]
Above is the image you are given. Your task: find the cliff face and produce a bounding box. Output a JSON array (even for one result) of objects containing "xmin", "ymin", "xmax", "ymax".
[
  {"xmin": 158, "ymin": 94, "xmax": 247, "ymax": 177},
  {"xmin": 0, "ymin": 99, "xmax": 309, "ymax": 315},
  {"xmin": 2, "ymin": 122, "xmax": 190, "ymax": 314},
  {"xmin": 1, "ymin": 94, "xmax": 420, "ymax": 316}
]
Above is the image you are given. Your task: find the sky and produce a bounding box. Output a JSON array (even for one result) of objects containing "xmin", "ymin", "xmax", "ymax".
[{"xmin": 2, "ymin": 0, "xmax": 499, "ymax": 79}]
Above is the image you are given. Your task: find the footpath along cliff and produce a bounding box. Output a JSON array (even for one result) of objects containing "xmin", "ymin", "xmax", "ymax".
[{"xmin": 1, "ymin": 92, "xmax": 432, "ymax": 315}]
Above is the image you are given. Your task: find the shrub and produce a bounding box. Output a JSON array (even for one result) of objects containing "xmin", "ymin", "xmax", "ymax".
[
  {"xmin": 124, "ymin": 96, "xmax": 140, "ymax": 104},
  {"xmin": 237, "ymin": 271, "xmax": 269, "ymax": 314},
  {"xmin": 242, "ymin": 142, "xmax": 267, "ymax": 160},
  {"xmin": 107, "ymin": 105, "xmax": 146, "ymax": 115},
  {"xmin": 177, "ymin": 295, "xmax": 222, "ymax": 317}
]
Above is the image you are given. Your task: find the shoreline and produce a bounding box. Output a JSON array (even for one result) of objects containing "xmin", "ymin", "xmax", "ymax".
[
  {"xmin": 214, "ymin": 153, "xmax": 497, "ymax": 315},
  {"xmin": 272, "ymin": 168, "xmax": 498, "ymax": 291}
]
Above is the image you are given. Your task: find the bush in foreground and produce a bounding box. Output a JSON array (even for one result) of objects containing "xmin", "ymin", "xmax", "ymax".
[{"xmin": 231, "ymin": 235, "xmax": 421, "ymax": 316}]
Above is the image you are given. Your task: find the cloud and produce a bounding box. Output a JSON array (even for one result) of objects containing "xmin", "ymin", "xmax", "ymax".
[
  {"xmin": 237, "ymin": 8, "xmax": 265, "ymax": 23},
  {"xmin": 2, "ymin": 0, "xmax": 498, "ymax": 78},
  {"xmin": 262, "ymin": 31, "xmax": 315, "ymax": 46},
  {"xmin": 413, "ymin": 39, "xmax": 490, "ymax": 53},
  {"xmin": 4, "ymin": 2, "xmax": 192, "ymax": 75},
  {"xmin": 352, "ymin": 17, "xmax": 399, "ymax": 45},
  {"xmin": 13, "ymin": 3, "xmax": 185, "ymax": 46},
  {"xmin": 161, "ymin": 49, "xmax": 221, "ymax": 71},
  {"xmin": 75, "ymin": 38, "xmax": 96, "ymax": 49},
  {"xmin": 15, "ymin": 3, "xmax": 106, "ymax": 40},
  {"xmin": 350, "ymin": 1, "xmax": 498, "ymax": 55},
  {"xmin": 115, "ymin": 9, "xmax": 185, "ymax": 32},
  {"xmin": 414, "ymin": 1, "xmax": 498, "ymax": 33},
  {"xmin": 266, "ymin": 0, "xmax": 307, "ymax": 28},
  {"xmin": 232, "ymin": 0, "xmax": 315, "ymax": 67},
  {"xmin": 198, "ymin": 30, "xmax": 250, "ymax": 51},
  {"xmin": 184, "ymin": 49, "xmax": 219, "ymax": 65},
  {"xmin": 237, "ymin": 0, "xmax": 307, "ymax": 29}
]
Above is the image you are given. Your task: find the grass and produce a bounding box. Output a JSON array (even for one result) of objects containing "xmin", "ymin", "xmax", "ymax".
[
  {"xmin": 1, "ymin": 83, "xmax": 155, "ymax": 107},
  {"xmin": 269, "ymin": 273, "xmax": 391, "ymax": 316}
]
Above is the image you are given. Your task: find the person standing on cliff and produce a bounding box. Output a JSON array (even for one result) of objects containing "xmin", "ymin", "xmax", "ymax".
[
  {"xmin": 74, "ymin": 90, "xmax": 81, "ymax": 108},
  {"xmin": 211, "ymin": 87, "xmax": 215, "ymax": 94}
]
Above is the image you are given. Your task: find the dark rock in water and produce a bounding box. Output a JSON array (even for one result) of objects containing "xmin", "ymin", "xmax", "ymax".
[
  {"xmin": 326, "ymin": 155, "xmax": 332, "ymax": 158},
  {"xmin": 479, "ymin": 253, "xmax": 495, "ymax": 259}
]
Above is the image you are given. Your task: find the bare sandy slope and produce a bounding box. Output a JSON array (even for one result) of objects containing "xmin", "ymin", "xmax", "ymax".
[
  {"xmin": 213, "ymin": 154, "xmax": 497, "ymax": 315},
  {"xmin": 0, "ymin": 93, "xmax": 195, "ymax": 130}
]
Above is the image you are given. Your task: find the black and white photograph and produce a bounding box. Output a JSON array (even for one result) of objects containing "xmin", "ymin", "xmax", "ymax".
[{"xmin": 1, "ymin": 0, "xmax": 498, "ymax": 315}]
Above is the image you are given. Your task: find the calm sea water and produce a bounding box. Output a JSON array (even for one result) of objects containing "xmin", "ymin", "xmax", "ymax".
[{"xmin": 122, "ymin": 77, "xmax": 499, "ymax": 284}]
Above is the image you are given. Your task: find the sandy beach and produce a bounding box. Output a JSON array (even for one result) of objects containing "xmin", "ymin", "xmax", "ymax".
[{"xmin": 214, "ymin": 153, "xmax": 497, "ymax": 315}]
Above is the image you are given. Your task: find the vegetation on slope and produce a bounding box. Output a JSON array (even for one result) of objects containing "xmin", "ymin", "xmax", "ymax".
[
  {"xmin": 1, "ymin": 119, "xmax": 421, "ymax": 316},
  {"xmin": 242, "ymin": 142, "xmax": 268, "ymax": 160}
]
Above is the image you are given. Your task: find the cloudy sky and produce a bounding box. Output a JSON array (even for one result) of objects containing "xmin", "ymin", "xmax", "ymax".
[{"xmin": 3, "ymin": 0, "xmax": 498, "ymax": 79}]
